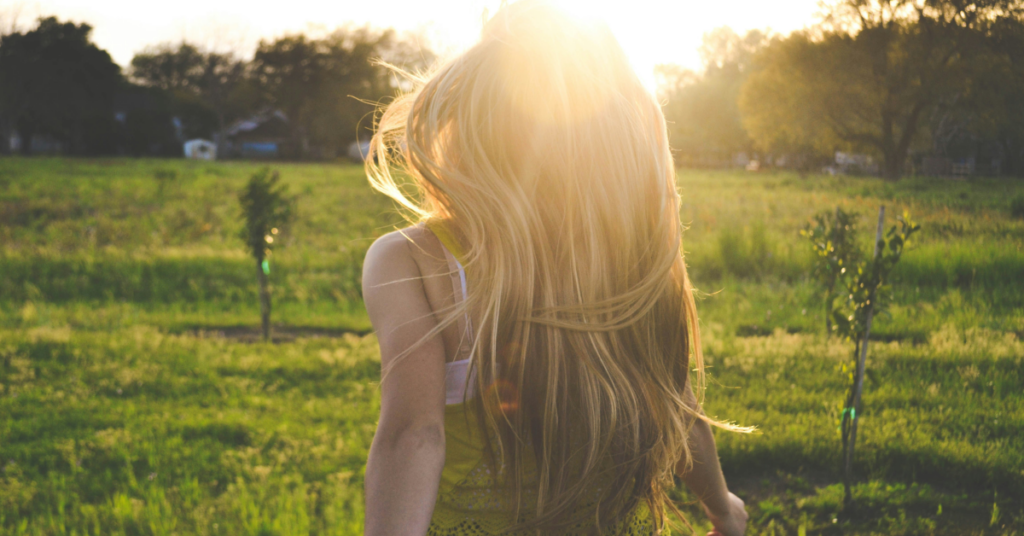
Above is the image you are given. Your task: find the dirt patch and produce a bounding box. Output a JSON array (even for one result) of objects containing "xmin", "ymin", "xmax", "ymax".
[
  {"xmin": 178, "ymin": 325, "xmax": 371, "ymax": 343},
  {"xmin": 734, "ymin": 325, "xmax": 929, "ymax": 345}
]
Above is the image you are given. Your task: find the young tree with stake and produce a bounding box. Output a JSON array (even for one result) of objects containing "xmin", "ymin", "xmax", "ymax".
[
  {"xmin": 804, "ymin": 206, "xmax": 920, "ymax": 512},
  {"xmin": 238, "ymin": 168, "xmax": 294, "ymax": 341}
]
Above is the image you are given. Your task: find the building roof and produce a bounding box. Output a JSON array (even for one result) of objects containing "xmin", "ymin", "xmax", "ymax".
[{"xmin": 225, "ymin": 110, "xmax": 289, "ymax": 142}]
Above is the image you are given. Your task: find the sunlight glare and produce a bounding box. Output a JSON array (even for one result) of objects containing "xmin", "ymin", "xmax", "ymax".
[{"xmin": 550, "ymin": 0, "xmax": 662, "ymax": 93}]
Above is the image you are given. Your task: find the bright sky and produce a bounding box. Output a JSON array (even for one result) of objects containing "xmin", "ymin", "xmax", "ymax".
[{"xmin": 8, "ymin": 0, "xmax": 821, "ymax": 84}]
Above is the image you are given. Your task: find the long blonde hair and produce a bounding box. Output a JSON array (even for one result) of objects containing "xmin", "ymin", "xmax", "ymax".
[{"xmin": 367, "ymin": 1, "xmax": 741, "ymax": 531}]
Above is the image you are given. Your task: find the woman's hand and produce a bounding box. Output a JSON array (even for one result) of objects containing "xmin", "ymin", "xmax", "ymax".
[
  {"xmin": 704, "ymin": 492, "xmax": 748, "ymax": 536},
  {"xmin": 674, "ymin": 382, "xmax": 747, "ymax": 536}
]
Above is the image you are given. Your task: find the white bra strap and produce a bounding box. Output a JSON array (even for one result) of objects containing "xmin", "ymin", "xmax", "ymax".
[
  {"xmin": 437, "ymin": 238, "xmax": 474, "ymax": 356},
  {"xmin": 453, "ymin": 257, "xmax": 469, "ymax": 310}
]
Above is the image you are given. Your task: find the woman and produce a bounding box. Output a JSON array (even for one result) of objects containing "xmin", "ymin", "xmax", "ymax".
[{"xmin": 361, "ymin": 1, "xmax": 750, "ymax": 534}]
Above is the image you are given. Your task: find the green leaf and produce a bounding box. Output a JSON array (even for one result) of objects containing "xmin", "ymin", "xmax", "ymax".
[{"xmin": 889, "ymin": 236, "xmax": 903, "ymax": 252}]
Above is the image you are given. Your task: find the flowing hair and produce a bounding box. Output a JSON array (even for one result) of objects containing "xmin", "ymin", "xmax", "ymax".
[{"xmin": 366, "ymin": 1, "xmax": 747, "ymax": 531}]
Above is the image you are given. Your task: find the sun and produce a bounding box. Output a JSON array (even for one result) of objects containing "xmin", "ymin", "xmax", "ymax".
[
  {"xmin": 442, "ymin": 0, "xmax": 669, "ymax": 93},
  {"xmin": 549, "ymin": 0, "xmax": 661, "ymax": 93}
]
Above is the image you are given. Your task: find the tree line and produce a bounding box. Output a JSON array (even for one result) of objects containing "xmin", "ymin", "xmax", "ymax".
[
  {"xmin": 659, "ymin": 0, "xmax": 1024, "ymax": 179},
  {"xmin": 0, "ymin": 16, "xmax": 432, "ymax": 158},
  {"xmin": 3, "ymin": 0, "xmax": 1024, "ymax": 178}
]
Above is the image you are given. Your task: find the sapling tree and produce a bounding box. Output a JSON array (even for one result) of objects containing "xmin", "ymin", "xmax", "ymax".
[
  {"xmin": 803, "ymin": 206, "xmax": 920, "ymax": 511},
  {"xmin": 238, "ymin": 168, "xmax": 294, "ymax": 341},
  {"xmin": 153, "ymin": 168, "xmax": 177, "ymax": 197},
  {"xmin": 801, "ymin": 207, "xmax": 861, "ymax": 335}
]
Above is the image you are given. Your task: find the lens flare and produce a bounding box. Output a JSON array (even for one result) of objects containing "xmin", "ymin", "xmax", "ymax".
[{"xmin": 484, "ymin": 379, "xmax": 520, "ymax": 417}]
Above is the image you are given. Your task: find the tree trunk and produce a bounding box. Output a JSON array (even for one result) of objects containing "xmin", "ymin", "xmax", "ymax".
[
  {"xmin": 824, "ymin": 284, "xmax": 834, "ymax": 336},
  {"xmin": 1001, "ymin": 136, "xmax": 1020, "ymax": 177},
  {"xmin": 256, "ymin": 259, "xmax": 272, "ymax": 342},
  {"xmin": 882, "ymin": 152, "xmax": 902, "ymax": 180},
  {"xmin": 16, "ymin": 122, "xmax": 33, "ymax": 156},
  {"xmin": 0, "ymin": 118, "xmax": 10, "ymax": 156},
  {"xmin": 885, "ymin": 103, "xmax": 926, "ymax": 181},
  {"xmin": 214, "ymin": 110, "xmax": 225, "ymax": 159},
  {"xmin": 880, "ymin": 104, "xmax": 897, "ymax": 180},
  {"xmin": 72, "ymin": 119, "xmax": 84, "ymax": 156}
]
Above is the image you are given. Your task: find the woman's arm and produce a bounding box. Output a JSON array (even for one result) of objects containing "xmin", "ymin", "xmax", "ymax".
[
  {"xmin": 363, "ymin": 231, "xmax": 448, "ymax": 536},
  {"xmin": 676, "ymin": 381, "xmax": 748, "ymax": 536}
]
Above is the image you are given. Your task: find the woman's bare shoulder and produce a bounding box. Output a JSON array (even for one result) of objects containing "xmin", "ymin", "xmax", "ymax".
[
  {"xmin": 362, "ymin": 225, "xmax": 445, "ymax": 291},
  {"xmin": 361, "ymin": 225, "xmax": 451, "ymax": 356}
]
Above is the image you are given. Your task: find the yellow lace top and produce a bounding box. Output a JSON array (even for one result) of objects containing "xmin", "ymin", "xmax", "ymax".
[{"xmin": 426, "ymin": 221, "xmax": 657, "ymax": 536}]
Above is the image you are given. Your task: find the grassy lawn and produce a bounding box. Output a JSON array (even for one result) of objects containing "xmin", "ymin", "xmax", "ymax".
[{"xmin": 0, "ymin": 157, "xmax": 1022, "ymax": 535}]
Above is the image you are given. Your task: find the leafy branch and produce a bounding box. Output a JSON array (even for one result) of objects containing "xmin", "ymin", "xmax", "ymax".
[
  {"xmin": 801, "ymin": 207, "xmax": 862, "ymax": 335},
  {"xmin": 829, "ymin": 210, "xmax": 920, "ymax": 344}
]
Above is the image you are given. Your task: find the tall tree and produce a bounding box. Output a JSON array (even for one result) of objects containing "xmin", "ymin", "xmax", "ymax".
[
  {"xmin": 968, "ymin": 15, "xmax": 1024, "ymax": 175},
  {"xmin": 740, "ymin": 0, "xmax": 1024, "ymax": 179},
  {"xmin": 0, "ymin": 17, "xmax": 122, "ymax": 155},
  {"xmin": 737, "ymin": 33, "xmax": 848, "ymax": 166},
  {"xmin": 656, "ymin": 28, "xmax": 767, "ymax": 165},
  {"xmin": 130, "ymin": 43, "xmax": 252, "ymax": 141},
  {"xmin": 251, "ymin": 26, "xmax": 433, "ymax": 158}
]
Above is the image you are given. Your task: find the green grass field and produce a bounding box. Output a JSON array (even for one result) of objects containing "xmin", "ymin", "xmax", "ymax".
[{"xmin": 1, "ymin": 157, "xmax": 1022, "ymax": 535}]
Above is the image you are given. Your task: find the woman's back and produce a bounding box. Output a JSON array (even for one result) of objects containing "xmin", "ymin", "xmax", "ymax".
[
  {"xmin": 432, "ymin": 221, "xmax": 658, "ymax": 533},
  {"xmin": 367, "ymin": 223, "xmax": 657, "ymax": 534}
]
